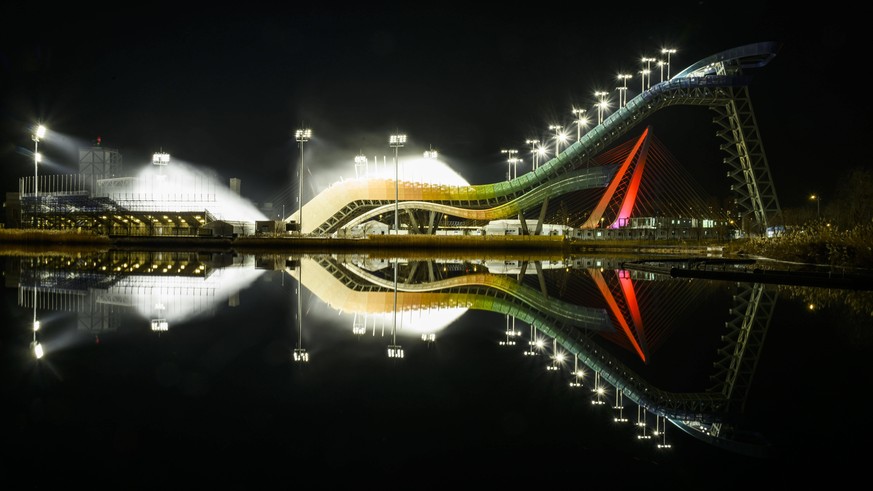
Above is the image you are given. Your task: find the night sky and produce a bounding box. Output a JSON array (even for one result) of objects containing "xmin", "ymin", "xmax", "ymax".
[{"xmin": 1, "ymin": 2, "xmax": 867, "ymax": 212}]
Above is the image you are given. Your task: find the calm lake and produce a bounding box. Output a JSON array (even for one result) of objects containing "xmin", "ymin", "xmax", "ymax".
[{"xmin": 2, "ymin": 249, "xmax": 870, "ymax": 487}]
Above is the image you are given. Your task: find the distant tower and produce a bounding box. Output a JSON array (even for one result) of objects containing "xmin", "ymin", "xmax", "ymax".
[
  {"xmin": 78, "ymin": 137, "xmax": 123, "ymax": 193},
  {"xmin": 230, "ymin": 178, "xmax": 241, "ymax": 195}
]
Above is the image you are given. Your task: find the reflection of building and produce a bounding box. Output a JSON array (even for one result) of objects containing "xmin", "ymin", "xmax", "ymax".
[{"xmin": 14, "ymin": 252, "xmax": 263, "ymax": 336}]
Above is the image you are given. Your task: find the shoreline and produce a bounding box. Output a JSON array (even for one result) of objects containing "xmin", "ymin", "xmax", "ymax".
[{"xmin": 0, "ymin": 229, "xmax": 724, "ymax": 256}]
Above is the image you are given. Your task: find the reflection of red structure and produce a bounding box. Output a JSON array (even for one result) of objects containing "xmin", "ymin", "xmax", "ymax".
[
  {"xmin": 587, "ymin": 267, "xmax": 711, "ymax": 364},
  {"xmin": 590, "ymin": 268, "xmax": 647, "ymax": 363}
]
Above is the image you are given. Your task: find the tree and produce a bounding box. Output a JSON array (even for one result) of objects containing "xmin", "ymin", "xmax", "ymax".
[{"xmin": 833, "ymin": 166, "xmax": 873, "ymax": 227}]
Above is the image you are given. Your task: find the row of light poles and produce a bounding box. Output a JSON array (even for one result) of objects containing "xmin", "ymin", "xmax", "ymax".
[
  {"xmin": 294, "ymin": 128, "xmax": 409, "ymax": 235},
  {"xmin": 514, "ymin": 325, "xmax": 671, "ymax": 448},
  {"xmin": 506, "ymin": 48, "xmax": 677, "ymax": 177}
]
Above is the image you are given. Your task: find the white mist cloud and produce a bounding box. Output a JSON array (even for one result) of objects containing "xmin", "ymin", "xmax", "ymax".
[{"xmin": 130, "ymin": 158, "xmax": 267, "ymax": 221}]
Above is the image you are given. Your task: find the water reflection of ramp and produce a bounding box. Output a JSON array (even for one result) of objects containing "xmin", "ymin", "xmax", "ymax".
[
  {"xmin": 286, "ymin": 256, "xmax": 613, "ymax": 333},
  {"xmin": 541, "ymin": 281, "xmax": 778, "ymax": 457},
  {"xmin": 288, "ymin": 255, "xmax": 777, "ymax": 455}
]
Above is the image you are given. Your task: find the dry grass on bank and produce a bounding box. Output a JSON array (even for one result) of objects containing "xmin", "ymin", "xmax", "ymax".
[{"xmin": 723, "ymin": 222, "xmax": 873, "ymax": 270}]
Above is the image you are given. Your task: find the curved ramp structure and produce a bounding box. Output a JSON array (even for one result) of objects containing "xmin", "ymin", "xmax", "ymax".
[{"xmin": 288, "ymin": 42, "xmax": 781, "ymax": 236}]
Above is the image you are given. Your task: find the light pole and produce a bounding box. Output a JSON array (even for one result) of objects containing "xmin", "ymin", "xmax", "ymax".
[
  {"xmin": 389, "ymin": 134, "xmax": 406, "ymax": 233},
  {"xmin": 501, "ymin": 149, "xmax": 518, "ymax": 180},
  {"xmin": 810, "ymin": 194, "xmax": 821, "ymax": 218},
  {"xmin": 571, "ymin": 108, "xmax": 588, "ymax": 141},
  {"xmin": 641, "ymin": 57, "xmax": 656, "ymax": 90},
  {"xmin": 525, "ymin": 139, "xmax": 540, "ymax": 171},
  {"xmin": 617, "ymin": 74, "xmax": 632, "ymax": 107},
  {"xmin": 32, "ymin": 124, "xmax": 46, "ymax": 200},
  {"xmin": 354, "ymin": 154, "xmax": 368, "ymax": 179},
  {"xmin": 594, "ymin": 91, "xmax": 609, "ymax": 125},
  {"xmin": 548, "ymin": 125, "xmax": 565, "ymax": 156},
  {"xmin": 295, "ymin": 129, "xmax": 311, "ymax": 234},
  {"xmin": 661, "ymin": 48, "xmax": 677, "ymax": 79}
]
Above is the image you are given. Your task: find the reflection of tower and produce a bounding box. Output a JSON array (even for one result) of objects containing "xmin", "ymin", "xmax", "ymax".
[
  {"xmin": 293, "ymin": 260, "xmax": 308, "ymax": 362},
  {"xmin": 228, "ymin": 292, "xmax": 240, "ymax": 307}
]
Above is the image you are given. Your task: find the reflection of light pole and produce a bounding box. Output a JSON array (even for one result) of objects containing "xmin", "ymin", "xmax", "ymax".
[
  {"xmin": 293, "ymin": 261, "xmax": 308, "ymax": 362},
  {"xmin": 655, "ymin": 414, "xmax": 672, "ymax": 449},
  {"xmin": 591, "ymin": 371, "xmax": 606, "ymax": 405},
  {"xmin": 525, "ymin": 139, "xmax": 539, "ymax": 171},
  {"xmin": 613, "ymin": 388, "xmax": 628, "ymax": 423},
  {"xmin": 387, "ymin": 258, "xmax": 404, "ymax": 359},
  {"xmin": 569, "ymin": 355, "xmax": 583, "ymax": 387},
  {"xmin": 547, "ymin": 337, "xmax": 562, "ymax": 371},
  {"xmin": 295, "ymin": 129, "xmax": 311, "ymax": 235},
  {"xmin": 548, "ymin": 125, "xmax": 564, "ymax": 156},
  {"xmin": 389, "ymin": 134, "xmax": 406, "ymax": 233},
  {"xmin": 31, "ymin": 283, "xmax": 43, "ymax": 359},
  {"xmin": 661, "ymin": 48, "xmax": 677, "ymax": 79},
  {"xmin": 571, "ymin": 108, "xmax": 588, "ymax": 141},
  {"xmin": 32, "ymin": 124, "xmax": 46, "ymax": 198},
  {"xmin": 523, "ymin": 323, "xmax": 540, "ymax": 356},
  {"xmin": 810, "ymin": 194, "xmax": 821, "ymax": 218}
]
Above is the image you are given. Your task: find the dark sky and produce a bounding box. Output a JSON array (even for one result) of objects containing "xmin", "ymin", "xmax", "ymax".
[{"xmin": 0, "ymin": 2, "xmax": 866, "ymax": 211}]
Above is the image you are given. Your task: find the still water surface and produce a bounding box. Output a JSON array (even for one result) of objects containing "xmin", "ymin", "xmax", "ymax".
[{"xmin": 2, "ymin": 250, "xmax": 870, "ymax": 486}]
